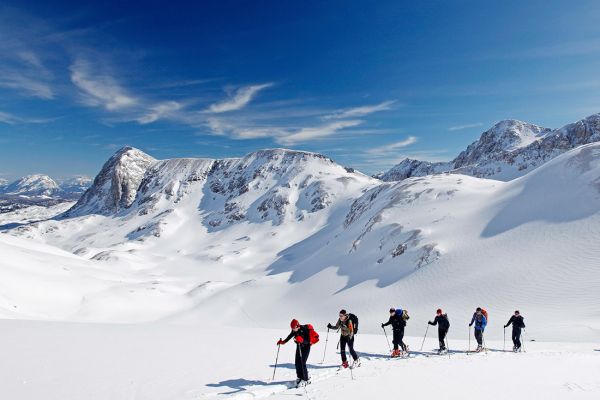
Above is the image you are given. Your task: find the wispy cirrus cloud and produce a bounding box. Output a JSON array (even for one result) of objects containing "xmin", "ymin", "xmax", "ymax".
[
  {"xmin": 365, "ymin": 136, "xmax": 418, "ymax": 155},
  {"xmin": 70, "ymin": 58, "xmax": 137, "ymax": 111},
  {"xmin": 448, "ymin": 122, "xmax": 483, "ymax": 131},
  {"xmin": 205, "ymin": 117, "xmax": 366, "ymax": 145},
  {"xmin": 324, "ymin": 100, "xmax": 396, "ymax": 120},
  {"xmin": 0, "ymin": 10, "xmax": 57, "ymax": 100},
  {"xmin": 276, "ymin": 120, "xmax": 363, "ymax": 145},
  {"xmin": 207, "ymin": 83, "xmax": 273, "ymax": 113},
  {"xmin": 0, "ymin": 110, "xmax": 58, "ymax": 125},
  {"xmin": 137, "ymin": 101, "xmax": 183, "ymax": 124}
]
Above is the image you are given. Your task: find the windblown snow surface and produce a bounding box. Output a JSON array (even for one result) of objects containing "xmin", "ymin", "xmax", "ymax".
[{"xmin": 1, "ymin": 144, "xmax": 600, "ymax": 399}]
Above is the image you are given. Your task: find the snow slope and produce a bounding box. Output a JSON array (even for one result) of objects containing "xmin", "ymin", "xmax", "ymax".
[
  {"xmin": 3, "ymin": 143, "xmax": 600, "ymax": 342},
  {"xmin": 0, "ymin": 201, "xmax": 75, "ymax": 229}
]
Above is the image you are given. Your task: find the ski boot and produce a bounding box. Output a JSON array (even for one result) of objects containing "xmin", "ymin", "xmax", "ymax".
[
  {"xmin": 391, "ymin": 349, "xmax": 401, "ymax": 358},
  {"xmin": 296, "ymin": 379, "xmax": 311, "ymax": 388},
  {"xmin": 351, "ymin": 358, "xmax": 361, "ymax": 369},
  {"xmin": 475, "ymin": 345, "xmax": 483, "ymax": 353},
  {"xmin": 341, "ymin": 360, "xmax": 349, "ymax": 369}
]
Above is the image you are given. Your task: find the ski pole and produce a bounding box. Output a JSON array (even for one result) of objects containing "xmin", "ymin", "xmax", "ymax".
[
  {"xmin": 336, "ymin": 338, "xmax": 340, "ymax": 350},
  {"xmin": 320, "ymin": 328, "xmax": 329, "ymax": 364},
  {"xmin": 382, "ymin": 326, "xmax": 391, "ymax": 352},
  {"xmin": 445, "ymin": 336, "xmax": 451, "ymax": 359},
  {"xmin": 521, "ymin": 329, "xmax": 526, "ymax": 353},
  {"xmin": 272, "ymin": 340, "xmax": 281, "ymax": 381},
  {"xmin": 419, "ymin": 324, "xmax": 429, "ymax": 351},
  {"xmin": 468, "ymin": 325, "xmax": 471, "ymax": 353},
  {"xmin": 503, "ymin": 326, "xmax": 506, "ymax": 352}
]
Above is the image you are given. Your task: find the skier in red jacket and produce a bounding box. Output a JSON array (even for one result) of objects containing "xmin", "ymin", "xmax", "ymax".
[{"xmin": 277, "ymin": 319, "xmax": 313, "ymax": 387}]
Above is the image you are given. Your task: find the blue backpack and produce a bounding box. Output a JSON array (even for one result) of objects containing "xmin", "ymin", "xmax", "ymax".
[{"xmin": 396, "ymin": 308, "xmax": 409, "ymax": 321}]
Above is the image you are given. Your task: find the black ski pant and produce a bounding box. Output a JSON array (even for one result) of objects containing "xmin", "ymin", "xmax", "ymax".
[
  {"xmin": 438, "ymin": 328, "xmax": 448, "ymax": 350},
  {"xmin": 340, "ymin": 335, "xmax": 358, "ymax": 362},
  {"xmin": 392, "ymin": 328, "xmax": 407, "ymax": 351},
  {"xmin": 474, "ymin": 329, "xmax": 483, "ymax": 346},
  {"xmin": 512, "ymin": 328, "xmax": 522, "ymax": 348},
  {"xmin": 295, "ymin": 344, "xmax": 310, "ymax": 381}
]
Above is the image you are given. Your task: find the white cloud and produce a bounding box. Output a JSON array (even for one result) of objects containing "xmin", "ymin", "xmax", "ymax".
[
  {"xmin": 324, "ymin": 100, "xmax": 396, "ymax": 119},
  {"xmin": 137, "ymin": 101, "xmax": 182, "ymax": 124},
  {"xmin": 205, "ymin": 117, "xmax": 284, "ymax": 139},
  {"xmin": 70, "ymin": 58, "xmax": 137, "ymax": 111},
  {"xmin": 0, "ymin": 110, "xmax": 57, "ymax": 124},
  {"xmin": 207, "ymin": 83, "xmax": 273, "ymax": 113},
  {"xmin": 276, "ymin": 120, "xmax": 363, "ymax": 145},
  {"xmin": 365, "ymin": 136, "xmax": 418, "ymax": 155},
  {"xmin": 0, "ymin": 111, "xmax": 19, "ymax": 124},
  {"xmin": 448, "ymin": 122, "xmax": 484, "ymax": 131},
  {"xmin": 0, "ymin": 68, "xmax": 54, "ymax": 99}
]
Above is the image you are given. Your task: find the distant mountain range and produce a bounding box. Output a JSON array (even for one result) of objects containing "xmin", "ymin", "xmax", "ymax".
[
  {"xmin": 0, "ymin": 175, "xmax": 92, "ymax": 213},
  {"xmin": 376, "ymin": 113, "xmax": 600, "ymax": 181}
]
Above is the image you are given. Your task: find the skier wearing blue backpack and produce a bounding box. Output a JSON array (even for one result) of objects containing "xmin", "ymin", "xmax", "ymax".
[
  {"xmin": 382, "ymin": 308, "xmax": 409, "ymax": 357},
  {"xmin": 469, "ymin": 307, "xmax": 488, "ymax": 352}
]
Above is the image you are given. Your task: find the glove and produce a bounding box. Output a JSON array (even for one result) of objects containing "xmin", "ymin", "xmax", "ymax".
[
  {"xmin": 504, "ymin": 325, "xmax": 508, "ymax": 328},
  {"xmin": 327, "ymin": 323, "xmax": 333, "ymax": 329},
  {"xmin": 428, "ymin": 321, "xmax": 433, "ymax": 325},
  {"xmin": 294, "ymin": 336, "xmax": 304, "ymax": 344},
  {"xmin": 469, "ymin": 323, "xmax": 472, "ymax": 327},
  {"xmin": 381, "ymin": 323, "xmax": 385, "ymax": 328},
  {"xmin": 277, "ymin": 339, "xmax": 285, "ymax": 345}
]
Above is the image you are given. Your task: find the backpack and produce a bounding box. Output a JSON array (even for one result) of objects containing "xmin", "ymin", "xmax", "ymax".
[
  {"xmin": 348, "ymin": 313, "xmax": 359, "ymax": 334},
  {"xmin": 306, "ymin": 324, "xmax": 319, "ymax": 345},
  {"xmin": 396, "ymin": 308, "xmax": 410, "ymax": 321},
  {"xmin": 440, "ymin": 314, "xmax": 450, "ymax": 330},
  {"xmin": 481, "ymin": 308, "xmax": 488, "ymax": 322}
]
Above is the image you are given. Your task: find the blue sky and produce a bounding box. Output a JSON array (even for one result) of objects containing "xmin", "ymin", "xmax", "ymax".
[{"xmin": 1, "ymin": 1, "xmax": 600, "ymax": 180}]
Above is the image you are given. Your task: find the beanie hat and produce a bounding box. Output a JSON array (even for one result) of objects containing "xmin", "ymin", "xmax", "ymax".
[
  {"xmin": 339, "ymin": 309, "xmax": 347, "ymax": 315},
  {"xmin": 389, "ymin": 308, "xmax": 396, "ymax": 313},
  {"xmin": 290, "ymin": 319, "xmax": 299, "ymax": 329},
  {"xmin": 436, "ymin": 308, "xmax": 442, "ymax": 314}
]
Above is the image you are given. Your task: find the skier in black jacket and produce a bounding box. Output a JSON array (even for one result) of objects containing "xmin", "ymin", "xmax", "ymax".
[
  {"xmin": 382, "ymin": 308, "xmax": 408, "ymax": 357},
  {"xmin": 504, "ymin": 310, "xmax": 526, "ymax": 352},
  {"xmin": 428, "ymin": 308, "xmax": 450, "ymax": 353},
  {"xmin": 278, "ymin": 319, "xmax": 312, "ymax": 387}
]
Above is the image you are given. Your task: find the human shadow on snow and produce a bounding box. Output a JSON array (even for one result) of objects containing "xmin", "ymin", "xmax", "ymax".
[
  {"xmin": 206, "ymin": 378, "xmax": 290, "ymax": 395},
  {"xmin": 269, "ymin": 362, "xmax": 338, "ymax": 370}
]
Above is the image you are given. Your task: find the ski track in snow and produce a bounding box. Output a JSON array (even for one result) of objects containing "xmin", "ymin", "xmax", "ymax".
[{"xmin": 4, "ymin": 320, "xmax": 597, "ymax": 400}]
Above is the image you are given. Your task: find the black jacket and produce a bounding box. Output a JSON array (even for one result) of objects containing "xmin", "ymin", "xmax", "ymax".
[
  {"xmin": 429, "ymin": 314, "xmax": 450, "ymax": 331},
  {"xmin": 284, "ymin": 325, "xmax": 311, "ymax": 346},
  {"xmin": 383, "ymin": 313, "xmax": 406, "ymax": 331},
  {"xmin": 505, "ymin": 315, "xmax": 525, "ymax": 330}
]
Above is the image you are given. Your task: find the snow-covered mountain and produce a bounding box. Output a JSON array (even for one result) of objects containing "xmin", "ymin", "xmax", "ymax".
[
  {"xmin": 0, "ymin": 174, "xmax": 92, "ymax": 214},
  {"xmin": 1, "ymin": 174, "xmax": 62, "ymax": 197},
  {"xmin": 4, "ymin": 142, "xmax": 600, "ymax": 342},
  {"xmin": 57, "ymin": 176, "xmax": 93, "ymax": 197},
  {"xmin": 378, "ymin": 113, "xmax": 600, "ymax": 181}
]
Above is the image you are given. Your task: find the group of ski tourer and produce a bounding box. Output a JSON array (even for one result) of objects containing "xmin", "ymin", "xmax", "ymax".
[{"xmin": 276, "ymin": 307, "xmax": 526, "ymax": 388}]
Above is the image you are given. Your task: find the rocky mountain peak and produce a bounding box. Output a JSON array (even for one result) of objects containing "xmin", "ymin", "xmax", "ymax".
[{"xmin": 65, "ymin": 146, "xmax": 157, "ymax": 216}]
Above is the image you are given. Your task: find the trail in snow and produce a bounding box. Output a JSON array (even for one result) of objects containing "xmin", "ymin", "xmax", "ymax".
[{"xmin": 2, "ymin": 320, "xmax": 598, "ymax": 400}]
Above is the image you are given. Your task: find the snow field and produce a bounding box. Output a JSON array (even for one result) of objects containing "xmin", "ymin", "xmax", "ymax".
[{"xmin": 1, "ymin": 320, "xmax": 599, "ymax": 400}]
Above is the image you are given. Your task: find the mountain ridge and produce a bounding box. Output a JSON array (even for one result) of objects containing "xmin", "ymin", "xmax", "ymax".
[{"xmin": 378, "ymin": 112, "xmax": 600, "ymax": 181}]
